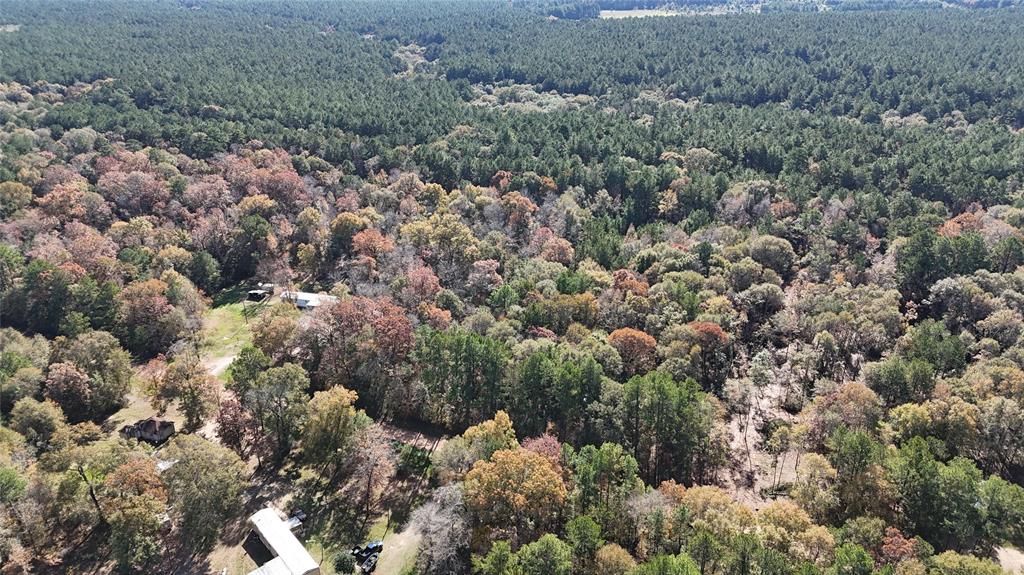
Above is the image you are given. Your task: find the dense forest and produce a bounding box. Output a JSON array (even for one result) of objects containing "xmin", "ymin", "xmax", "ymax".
[{"xmin": 1, "ymin": 1, "xmax": 1024, "ymax": 574}]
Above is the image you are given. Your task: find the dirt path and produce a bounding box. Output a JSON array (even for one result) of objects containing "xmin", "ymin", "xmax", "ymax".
[
  {"xmin": 720, "ymin": 381, "xmax": 798, "ymax": 511},
  {"xmin": 998, "ymin": 547, "xmax": 1024, "ymax": 574},
  {"xmin": 193, "ymin": 357, "xmax": 235, "ymax": 441},
  {"xmin": 202, "ymin": 354, "xmax": 236, "ymax": 377},
  {"xmin": 374, "ymin": 523, "xmax": 422, "ymax": 575}
]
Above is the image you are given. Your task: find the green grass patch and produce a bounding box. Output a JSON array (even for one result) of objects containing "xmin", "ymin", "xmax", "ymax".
[
  {"xmin": 104, "ymin": 380, "xmax": 186, "ymax": 437},
  {"xmin": 211, "ymin": 283, "xmax": 253, "ymax": 307},
  {"xmin": 366, "ymin": 514, "xmax": 391, "ymax": 541},
  {"xmin": 201, "ymin": 293, "xmax": 276, "ymax": 373},
  {"xmin": 305, "ymin": 539, "xmax": 340, "ymax": 575},
  {"xmin": 203, "ymin": 302, "xmax": 252, "ymax": 351}
]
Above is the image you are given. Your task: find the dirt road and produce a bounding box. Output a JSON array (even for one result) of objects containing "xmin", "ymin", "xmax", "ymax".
[
  {"xmin": 374, "ymin": 524, "xmax": 422, "ymax": 575},
  {"xmin": 202, "ymin": 354, "xmax": 236, "ymax": 377},
  {"xmin": 998, "ymin": 547, "xmax": 1024, "ymax": 574}
]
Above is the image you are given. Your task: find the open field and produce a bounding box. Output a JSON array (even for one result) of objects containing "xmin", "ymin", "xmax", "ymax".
[
  {"xmin": 365, "ymin": 514, "xmax": 421, "ymax": 575},
  {"xmin": 201, "ymin": 288, "xmax": 275, "ymax": 379},
  {"xmin": 105, "ymin": 391, "xmax": 182, "ymax": 436}
]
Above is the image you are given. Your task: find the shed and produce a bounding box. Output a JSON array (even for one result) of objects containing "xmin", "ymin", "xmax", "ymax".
[
  {"xmin": 248, "ymin": 289, "xmax": 271, "ymax": 301},
  {"xmin": 246, "ymin": 507, "xmax": 319, "ymax": 575}
]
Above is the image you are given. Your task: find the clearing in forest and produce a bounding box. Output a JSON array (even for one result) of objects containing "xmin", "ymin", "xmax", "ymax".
[{"xmin": 599, "ymin": 9, "xmax": 682, "ymax": 18}]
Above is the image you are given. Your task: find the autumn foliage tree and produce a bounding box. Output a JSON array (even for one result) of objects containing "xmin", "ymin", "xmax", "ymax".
[
  {"xmin": 464, "ymin": 448, "xmax": 567, "ymax": 546},
  {"xmin": 43, "ymin": 362, "xmax": 92, "ymax": 422},
  {"xmin": 103, "ymin": 458, "xmax": 167, "ymax": 571},
  {"xmin": 162, "ymin": 435, "xmax": 247, "ymax": 553},
  {"xmin": 116, "ymin": 278, "xmax": 187, "ymax": 357},
  {"xmin": 301, "ymin": 385, "xmax": 370, "ymax": 487},
  {"xmin": 684, "ymin": 321, "xmax": 733, "ymax": 393},
  {"xmin": 4, "ymin": 8, "xmax": 1024, "ymax": 572},
  {"xmin": 298, "ymin": 296, "xmax": 413, "ymax": 414},
  {"xmin": 148, "ymin": 356, "xmax": 220, "ymax": 432},
  {"xmin": 608, "ymin": 327, "xmax": 657, "ymax": 379}
]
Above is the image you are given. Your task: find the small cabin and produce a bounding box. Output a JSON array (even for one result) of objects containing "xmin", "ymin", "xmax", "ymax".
[{"xmin": 120, "ymin": 418, "xmax": 175, "ymax": 444}]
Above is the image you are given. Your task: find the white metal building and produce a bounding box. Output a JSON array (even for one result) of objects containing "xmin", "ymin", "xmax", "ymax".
[
  {"xmin": 279, "ymin": 290, "xmax": 339, "ymax": 310},
  {"xmin": 246, "ymin": 507, "xmax": 320, "ymax": 575}
]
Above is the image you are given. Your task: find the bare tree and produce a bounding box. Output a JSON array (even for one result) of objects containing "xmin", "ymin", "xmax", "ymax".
[
  {"xmin": 346, "ymin": 424, "xmax": 396, "ymax": 527},
  {"xmin": 411, "ymin": 485, "xmax": 469, "ymax": 575}
]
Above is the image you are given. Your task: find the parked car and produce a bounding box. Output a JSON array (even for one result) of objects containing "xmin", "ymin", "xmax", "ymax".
[
  {"xmin": 360, "ymin": 553, "xmax": 379, "ymax": 573},
  {"xmin": 351, "ymin": 540, "xmax": 383, "ymax": 561}
]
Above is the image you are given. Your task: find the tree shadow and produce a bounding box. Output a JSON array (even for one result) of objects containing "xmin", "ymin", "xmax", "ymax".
[
  {"xmin": 378, "ymin": 474, "xmax": 430, "ymax": 534},
  {"xmin": 289, "ymin": 475, "xmax": 372, "ymax": 550},
  {"xmin": 157, "ymin": 536, "xmax": 213, "ymax": 575},
  {"xmin": 219, "ymin": 466, "xmax": 298, "ymax": 548},
  {"xmin": 242, "ymin": 531, "xmax": 275, "ymax": 566},
  {"xmin": 212, "ymin": 284, "xmax": 250, "ymax": 307},
  {"xmin": 37, "ymin": 524, "xmax": 113, "ymax": 575}
]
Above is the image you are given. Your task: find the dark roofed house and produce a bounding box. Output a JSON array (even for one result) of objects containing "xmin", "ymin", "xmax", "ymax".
[{"xmin": 120, "ymin": 418, "xmax": 175, "ymax": 444}]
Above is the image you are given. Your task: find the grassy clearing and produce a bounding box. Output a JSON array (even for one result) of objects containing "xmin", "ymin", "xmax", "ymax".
[
  {"xmin": 276, "ymin": 469, "xmax": 426, "ymax": 575},
  {"xmin": 103, "ymin": 386, "xmax": 186, "ymax": 438},
  {"xmin": 202, "ymin": 303, "xmax": 252, "ymax": 358},
  {"xmin": 208, "ymin": 532, "xmax": 342, "ymax": 575},
  {"xmin": 362, "ymin": 514, "xmax": 420, "ymax": 575},
  {"xmin": 207, "ymin": 544, "xmax": 259, "ymax": 575},
  {"xmin": 201, "ymin": 286, "xmax": 275, "ymax": 378},
  {"xmin": 304, "ymin": 540, "xmax": 340, "ymax": 575}
]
